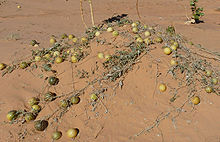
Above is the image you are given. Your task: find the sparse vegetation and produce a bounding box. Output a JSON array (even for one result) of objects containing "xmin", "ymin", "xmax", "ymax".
[
  {"xmin": 2, "ymin": 16, "xmax": 219, "ymax": 141},
  {"xmin": 190, "ymin": 0, "xmax": 204, "ymax": 23}
]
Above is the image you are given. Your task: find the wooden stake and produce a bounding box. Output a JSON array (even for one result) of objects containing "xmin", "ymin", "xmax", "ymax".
[
  {"xmin": 80, "ymin": 0, "xmax": 88, "ymax": 29},
  {"xmin": 88, "ymin": 0, "xmax": 95, "ymax": 27}
]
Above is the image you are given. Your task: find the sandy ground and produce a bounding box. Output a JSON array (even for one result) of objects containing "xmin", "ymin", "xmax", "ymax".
[{"xmin": 0, "ymin": 0, "xmax": 220, "ymax": 142}]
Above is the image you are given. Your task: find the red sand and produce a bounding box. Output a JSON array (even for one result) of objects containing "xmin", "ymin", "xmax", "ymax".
[{"xmin": 0, "ymin": 0, "xmax": 220, "ymax": 142}]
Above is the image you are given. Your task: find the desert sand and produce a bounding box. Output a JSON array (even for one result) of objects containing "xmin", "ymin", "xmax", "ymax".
[{"xmin": 0, "ymin": 0, "xmax": 220, "ymax": 142}]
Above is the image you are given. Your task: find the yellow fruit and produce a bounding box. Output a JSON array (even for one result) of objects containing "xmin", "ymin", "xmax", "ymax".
[
  {"xmin": 55, "ymin": 57, "xmax": 63, "ymax": 64},
  {"xmin": 72, "ymin": 37, "xmax": 78, "ymax": 43},
  {"xmin": 98, "ymin": 53, "xmax": 104, "ymax": 59},
  {"xmin": 143, "ymin": 25, "xmax": 148, "ymax": 29},
  {"xmin": 95, "ymin": 31, "xmax": 101, "ymax": 37},
  {"xmin": 192, "ymin": 96, "xmax": 200, "ymax": 105},
  {"xmin": 164, "ymin": 47, "xmax": 172, "ymax": 55},
  {"xmin": 71, "ymin": 56, "xmax": 78, "ymax": 63},
  {"xmin": 211, "ymin": 78, "xmax": 218, "ymax": 85},
  {"xmin": 52, "ymin": 131, "xmax": 62, "ymax": 140},
  {"xmin": 107, "ymin": 27, "xmax": 113, "ymax": 32},
  {"xmin": 170, "ymin": 59, "xmax": 178, "ymax": 66},
  {"xmin": 112, "ymin": 31, "xmax": 119, "ymax": 36},
  {"xmin": 17, "ymin": 5, "xmax": 21, "ymax": 9},
  {"xmin": 144, "ymin": 38, "xmax": 152, "ymax": 45},
  {"xmin": 0, "ymin": 63, "xmax": 6, "ymax": 70},
  {"xmin": 50, "ymin": 38, "xmax": 56, "ymax": 44},
  {"xmin": 68, "ymin": 34, "xmax": 75, "ymax": 40},
  {"xmin": 131, "ymin": 22, "xmax": 137, "ymax": 27},
  {"xmin": 132, "ymin": 27, "xmax": 138, "ymax": 33},
  {"xmin": 35, "ymin": 56, "xmax": 41, "ymax": 62},
  {"xmin": 20, "ymin": 62, "xmax": 28, "ymax": 69},
  {"xmin": 28, "ymin": 97, "xmax": 40, "ymax": 106},
  {"xmin": 105, "ymin": 55, "xmax": 111, "ymax": 61},
  {"xmin": 136, "ymin": 37, "xmax": 143, "ymax": 43},
  {"xmin": 70, "ymin": 96, "xmax": 80, "ymax": 104},
  {"xmin": 44, "ymin": 92, "xmax": 56, "ymax": 101},
  {"xmin": 159, "ymin": 84, "xmax": 167, "ymax": 92},
  {"xmin": 154, "ymin": 37, "xmax": 163, "ymax": 43},
  {"xmin": 25, "ymin": 113, "xmax": 36, "ymax": 122},
  {"xmin": 32, "ymin": 105, "xmax": 41, "ymax": 113},
  {"xmin": 205, "ymin": 70, "xmax": 212, "ymax": 77},
  {"xmin": 170, "ymin": 45, "xmax": 177, "ymax": 51},
  {"xmin": 67, "ymin": 128, "xmax": 79, "ymax": 138},
  {"xmin": 170, "ymin": 40, "xmax": 175, "ymax": 44},
  {"xmin": 148, "ymin": 27, "xmax": 153, "ymax": 30},
  {"xmin": 60, "ymin": 100, "xmax": 69, "ymax": 108},
  {"xmin": 73, "ymin": 51, "xmax": 79, "ymax": 56},
  {"xmin": 90, "ymin": 93, "xmax": 98, "ymax": 101},
  {"xmin": 53, "ymin": 51, "xmax": 60, "ymax": 57},
  {"xmin": 144, "ymin": 31, "xmax": 151, "ymax": 37},
  {"xmin": 81, "ymin": 37, "xmax": 88, "ymax": 44},
  {"xmin": 134, "ymin": 35, "xmax": 140, "ymax": 39},
  {"xmin": 61, "ymin": 33, "xmax": 68, "ymax": 39},
  {"xmin": 6, "ymin": 110, "xmax": 17, "ymax": 121},
  {"xmin": 32, "ymin": 104, "xmax": 41, "ymax": 111},
  {"xmin": 173, "ymin": 42, "xmax": 179, "ymax": 47},
  {"xmin": 44, "ymin": 54, "xmax": 51, "ymax": 59},
  {"xmin": 205, "ymin": 87, "xmax": 212, "ymax": 93}
]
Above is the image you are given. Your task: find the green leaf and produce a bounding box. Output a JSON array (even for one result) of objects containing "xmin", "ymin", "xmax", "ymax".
[
  {"xmin": 190, "ymin": 1, "xmax": 195, "ymax": 6},
  {"xmin": 196, "ymin": 11, "xmax": 200, "ymax": 15},
  {"xmin": 166, "ymin": 26, "xmax": 175, "ymax": 34},
  {"xmin": 194, "ymin": 15, "xmax": 200, "ymax": 20}
]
